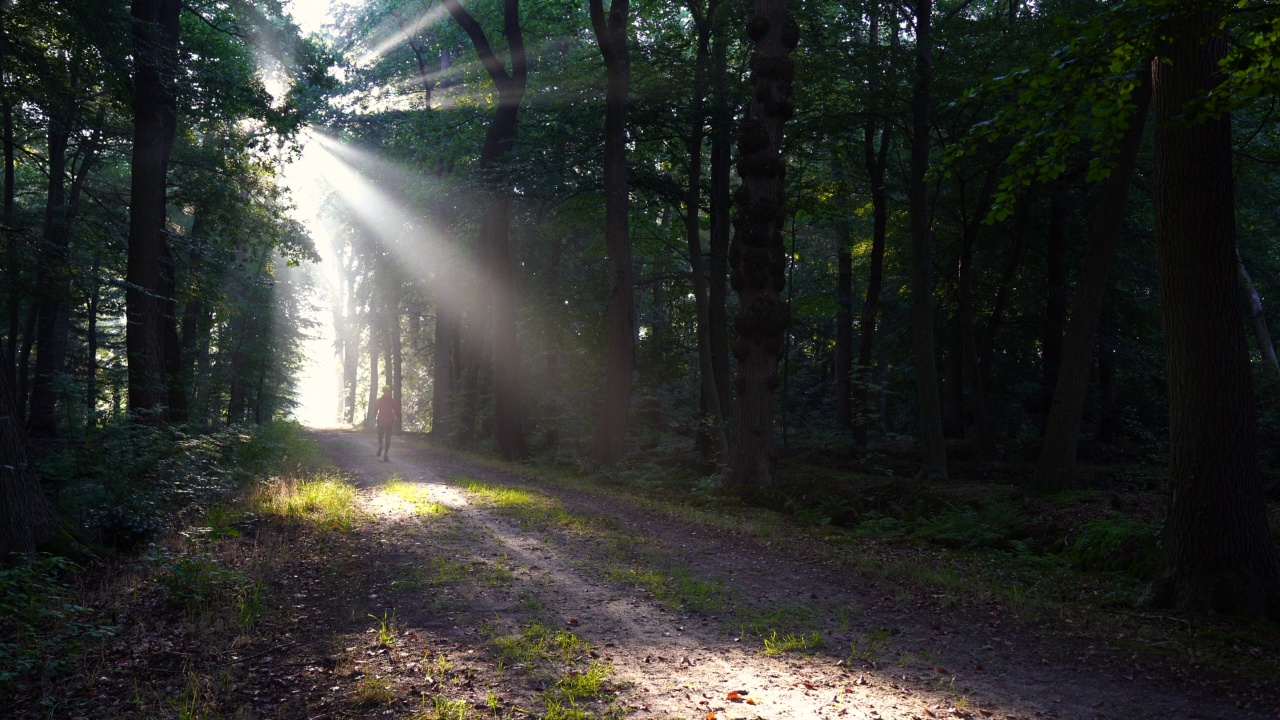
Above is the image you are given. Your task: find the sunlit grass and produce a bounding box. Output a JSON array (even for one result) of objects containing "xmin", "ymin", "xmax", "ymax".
[
  {"xmin": 252, "ymin": 474, "xmax": 360, "ymax": 532},
  {"xmin": 491, "ymin": 623, "xmax": 592, "ymax": 666},
  {"xmin": 463, "ymin": 480, "xmax": 591, "ymax": 532},
  {"xmin": 382, "ymin": 476, "xmax": 450, "ymax": 517},
  {"xmin": 761, "ymin": 629, "xmax": 824, "ymax": 656}
]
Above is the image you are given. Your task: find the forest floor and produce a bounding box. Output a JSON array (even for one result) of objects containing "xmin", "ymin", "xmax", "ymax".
[{"xmin": 13, "ymin": 428, "xmax": 1279, "ymax": 720}]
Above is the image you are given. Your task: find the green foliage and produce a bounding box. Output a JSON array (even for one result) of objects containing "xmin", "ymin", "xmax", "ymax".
[
  {"xmin": 0, "ymin": 556, "xmax": 117, "ymax": 691},
  {"xmin": 152, "ymin": 550, "xmax": 247, "ymax": 619},
  {"xmin": 1061, "ymin": 514, "xmax": 1159, "ymax": 579}
]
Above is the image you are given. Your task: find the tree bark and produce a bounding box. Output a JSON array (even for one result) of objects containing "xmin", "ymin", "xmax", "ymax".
[
  {"xmin": 722, "ymin": 0, "xmax": 797, "ymax": 487},
  {"xmin": 1042, "ymin": 191, "xmax": 1068, "ymax": 427},
  {"xmin": 588, "ymin": 0, "xmax": 635, "ymax": 467},
  {"xmin": 1144, "ymin": 10, "xmax": 1280, "ymax": 619},
  {"xmin": 908, "ymin": 0, "xmax": 947, "ymax": 479},
  {"xmin": 1033, "ymin": 69, "xmax": 1150, "ymax": 493},
  {"xmin": 126, "ymin": 0, "xmax": 182, "ymax": 422},
  {"xmin": 0, "ymin": 360, "xmax": 57, "ymax": 561},
  {"xmin": 442, "ymin": 0, "xmax": 529, "ymax": 460}
]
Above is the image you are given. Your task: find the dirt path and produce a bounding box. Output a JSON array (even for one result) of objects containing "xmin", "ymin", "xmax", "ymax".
[{"xmin": 314, "ymin": 429, "xmax": 1275, "ymax": 720}]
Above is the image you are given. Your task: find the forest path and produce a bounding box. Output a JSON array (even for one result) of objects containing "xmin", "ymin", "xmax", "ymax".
[{"xmin": 317, "ymin": 429, "xmax": 1267, "ymax": 720}]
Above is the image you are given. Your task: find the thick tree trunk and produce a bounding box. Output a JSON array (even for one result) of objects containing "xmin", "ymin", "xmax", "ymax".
[
  {"xmin": 588, "ymin": 0, "xmax": 635, "ymax": 467},
  {"xmin": 27, "ymin": 119, "xmax": 72, "ymax": 437},
  {"xmin": 0, "ymin": 363, "xmax": 57, "ymax": 560},
  {"xmin": 126, "ymin": 0, "xmax": 182, "ymax": 421},
  {"xmin": 722, "ymin": 0, "xmax": 797, "ymax": 488},
  {"xmin": 1033, "ymin": 71, "xmax": 1150, "ymax": 493},
  {"xmin": 908, "ymin": 0, "xmax": 947, "ymax": 479},
  {"xmin": 443, "ymin": 0, "xmax": 529, "ymax": 460},
  {"xmin": 957, "ymin": 185, "xmax": 996, "ymax": 458},
  {"xmin": 1145, "ymin": 11, "xmax": 1280, "ymax": 619}
]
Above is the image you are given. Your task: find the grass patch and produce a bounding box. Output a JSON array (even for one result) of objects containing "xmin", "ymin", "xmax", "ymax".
[
  {"xmin": 846, "ymin": 629, "xmax": 892, "ymax": 664},
  {"xmin": 491, "ymin": 623, "xmax": 592, "ymax": 666},
  {"xmin": 353, "ymin": 674, "xmax": 398, "ymax": 705},
  {"xmin": 761, "ymin": 629, "xmax": 824, "ymax": 656},
  {"xmin": 253, "ymin": 474, "xmax": 360, "ymax": 532},
  {"xmin": 606, "ymin": 563, "xmax": 727, "ymax": 612},
  {"xmin": 382, "ymin": 476, "xmax": 450, "ymax": 517}
]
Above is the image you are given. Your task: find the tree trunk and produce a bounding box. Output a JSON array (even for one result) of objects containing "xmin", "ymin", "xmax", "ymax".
[
  {"xmin": 27, "ymin": 116, "xmax": 73, "ymax": 437},
  {"xmin": 0, "ymin": 362, "xmax": 57, "ymax": 561},
  {"xmin": 908, "ymin": 0, "xmax": 946, "ymax": 479},
  {"xmin": 708, "ymin": 8, "xmax": 733, "ymax": 423},
  {"xmin": 179, "ymin": 217, "xmax": 206, "ymax": 424},
  {"xmin": 722, "ymin": 0, "xmax": 797, "ymax": 488},
  {"xmin": 854, "ymin": 121, "xmax": 890, "ymax": 447},
  {"xmin": 366, "ymin": 322, "xmax": 379, "ymax": 429},
  {"xmin": 588, "ymin": 0, "xmax": 635, "ymax": 467},
  {"xmin": 1144, "ymin": 11, "xmax": 1280, "ymax": 619},
  {"xmin": 126, "ymin": 0, "xmax": 182, "ymax": 421},
  {"xmin": 684, "ymin": 0, "xmax": 729, "ymax": 464},
  {"xmin": 834, "ymin": 219, "xmax": 852, "ymax": 427},
  {"xmin": 1236, "ymin": 249, "xmax": 1280, "ymax": 378},
  {"xmin": 2, "ymin": 95, "xmax": 16, "ymax": 390},
  {"xmin": 85, "ymin": 249, "xmax": 102, "ymax": 431},
  {"xmin": 1033, "ymin": 69, "xmax": 1150, "ymax": 493},
  {"xmin": 443, "ymin": 0, "xmax": 529, "ymax": 460},
  {"xmin": 1042, "ymin": 191, "xmax": 1068, "ymax": 427}
]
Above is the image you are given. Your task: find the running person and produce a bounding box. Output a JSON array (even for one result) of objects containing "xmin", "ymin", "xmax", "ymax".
[{"xmin": 373, "ymin": 386, "xmax": 401, "ymax": 461}]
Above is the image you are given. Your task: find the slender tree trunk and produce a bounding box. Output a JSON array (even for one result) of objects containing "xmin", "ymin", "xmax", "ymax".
[
  {"xmin": 366, "ymin": 323, "xmax": 379, "ymax": 429},
  {"xmin": 1096, "ymin": 301, "xmax": 1119, "ymax": 443},
  {"xmin": 85, "ymin": 249, "xmax": 102, "ymax": 431},
  {"xmin": 2, "ymin": 96, "xmax": 16, "ymax": 390},
  {"xmin": 179, "ymin": 217, "xmax": 205, "ymax": 424},
  {"xmin": 1144, "ymin": 11, "xmax": 1280, "ymax": 619},
  {"xmin": 126, "ymin": 0, "xmax": 182, "ymax": 421},
  {"xmin": 708, "ymin": 8, "xmax": 733, "ymax": 423},
  {"xmin": 834, "ymin": 219, "xmax": 852, "ymax": 427},
  {"xmin": 0, "ymin": 362, "xmax": 57, "ymax": 561},
  {"xmin": 1033, "ymin": 70, "xmax": 1150, "ymax": 492},
  {"xmin": 343, "ymin": 264, "xmax": 358, "ymax": 425},
  {"xmin": 722, "ymin": 0, "xmax": 797, "ymax": 487},
  {"xmin": 979, "ymin": 193, "xmax": 1033, "ymax": 388},
  {"xmin": 1236, "ymin": 249, "xmax": 1280, "ymax": 378},
  {"xmin": 908, "ymin": 0, "xmax": 946, "ymax": 479},
  {"xmin": 443, "ymin": 0, "xmax": 529, "ymax": 460},
  {"xmin": 15, "ymin": 304, "xmax": 36, "ymax": 426},
  {"xmin": 854, "ymin": 122, "xmax": 890, "ymax": 447},
  {"xmin": 392, "ymin": 307, "xmax": 402, "ymax": 432},
  {"xmin": 588, "ymin": 0, "xmax": 635, "ymax": 466},
  {"xmin": 685, "ymin": 0, "xmax": 729, "ymax": 463}
]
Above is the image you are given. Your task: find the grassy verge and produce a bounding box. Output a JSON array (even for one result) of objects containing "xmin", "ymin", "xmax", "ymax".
[{"xmin": 405, "ymin": 435, "xmax": 1280, "ymax": 681}]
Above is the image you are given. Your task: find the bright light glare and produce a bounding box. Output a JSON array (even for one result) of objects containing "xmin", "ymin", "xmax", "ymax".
[{"xmin": 284, "ymin": 141, "xmax": 344, "ymax": 428}]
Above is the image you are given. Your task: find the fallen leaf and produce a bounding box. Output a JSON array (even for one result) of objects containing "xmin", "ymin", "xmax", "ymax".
[
  {"xmin": 705, "ymin": 713, "xmax": 716, "ymax": 720},
  {"xmin": 746, "ymin": 698, "xmax": 757, "ymax": 705},
  {"xmin": 936, "ymin": 667, "xmax": 949, "ymax": 674},
  {"xmin": 727, "ymin": 691, "xmax": 744, "ymax": 701},
  {"xmin": 1091, "ymin": 700, "xmax": 1105, "ymax": 709},
  {"xmin": 567, "ymin": 618, "xmax": 580, "ymax": 626}
]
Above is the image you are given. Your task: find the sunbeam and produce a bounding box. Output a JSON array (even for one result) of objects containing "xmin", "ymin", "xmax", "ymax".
[{"xmin": 356, "ymin": 2, "xmax": 451, "ymax": 67}]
